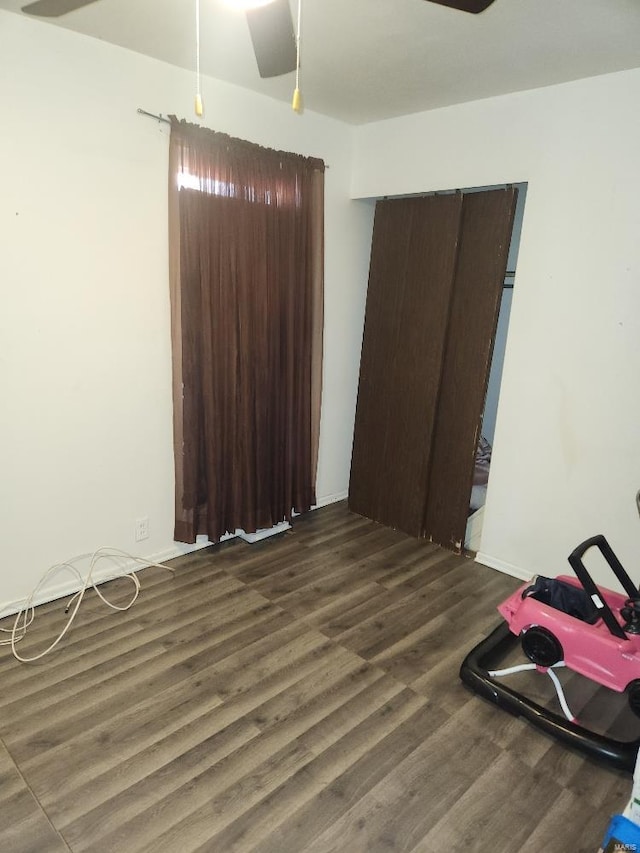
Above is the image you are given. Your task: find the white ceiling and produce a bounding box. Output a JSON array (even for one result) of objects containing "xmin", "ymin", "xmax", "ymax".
[{"xmin": 2, "ymin": 0, "xmax": 640, "ymax": 124}]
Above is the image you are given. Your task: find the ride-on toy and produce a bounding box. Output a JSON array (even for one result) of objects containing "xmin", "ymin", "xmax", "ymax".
[{"xmin": 460, "ymin": 521, "xmax": 640, "ymax": 772}]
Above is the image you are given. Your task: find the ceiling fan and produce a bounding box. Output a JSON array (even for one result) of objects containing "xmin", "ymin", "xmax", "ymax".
[{"xmin": 21, "ymin": 0, "xmax": 497, "ymax": 79}]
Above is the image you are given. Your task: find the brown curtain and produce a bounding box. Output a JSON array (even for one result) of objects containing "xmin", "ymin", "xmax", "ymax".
[{"xmin": 168, "ymin": 119, "xmax": 325, "ymax": 544}]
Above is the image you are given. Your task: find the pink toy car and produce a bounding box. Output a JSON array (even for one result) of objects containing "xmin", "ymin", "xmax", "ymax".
[{"xmin": 498, "ymin": 534, "xmax": 640, "ymax": 715}]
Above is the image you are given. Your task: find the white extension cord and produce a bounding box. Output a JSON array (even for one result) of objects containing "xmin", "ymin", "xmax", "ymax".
[{"xmin": 0, "ymin": 547, "xmax": 173, "ymax": 663}]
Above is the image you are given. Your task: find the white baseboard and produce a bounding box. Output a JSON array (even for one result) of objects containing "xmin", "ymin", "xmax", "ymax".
[
  {"xmin": 475, "ymin": 551, "xmax": 532, "ymax": 582},
  {"xmin": 0, "ymin": 540, "xmax": 212, "ymax": 621},
  {"xmin": 314, "ymin": 490, "xmax": 348, "ymax": 508},
  {"xmin": 0, "ymin": 494, "xmax": 351, "ymax": 620}
]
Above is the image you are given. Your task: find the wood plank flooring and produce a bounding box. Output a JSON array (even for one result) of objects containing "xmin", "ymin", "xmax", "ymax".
[{"xmin": 0, "ymin": 502, "xmax": 631, "ymax": 852}]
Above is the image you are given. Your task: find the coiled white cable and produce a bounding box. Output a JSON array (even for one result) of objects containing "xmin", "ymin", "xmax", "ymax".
[{"xmin": 0, "ymin": 547, "xmax": 174, "ymax": 663}]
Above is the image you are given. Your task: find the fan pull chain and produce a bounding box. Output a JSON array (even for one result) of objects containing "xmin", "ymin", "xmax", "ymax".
[
  {"xmin": 291, "ymin": 0, "xmax": 302, "ymax": 113},
  {"xmin": 195, "ymin": 0, "xmax": 204, "ymax": 116}
]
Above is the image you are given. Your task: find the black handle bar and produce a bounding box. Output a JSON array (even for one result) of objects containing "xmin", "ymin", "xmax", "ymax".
[{"xmin": 567, "ymin": 534, "xmax": 637, "ymax": 640}]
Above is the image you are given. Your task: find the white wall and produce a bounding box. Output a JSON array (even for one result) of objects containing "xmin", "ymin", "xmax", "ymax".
[
  {"xmin": 352, "ymin": 69, "xmax": 640, "ymax": 588},
  {"xmin": 0, "ymin": 10, "xmax": 374, "ymax": 612}
]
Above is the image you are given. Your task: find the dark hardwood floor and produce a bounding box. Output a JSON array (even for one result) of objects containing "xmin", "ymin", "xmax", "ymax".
[{"xmin": 0, "ymin": 502, "xmax": 631, "ymax": 851}]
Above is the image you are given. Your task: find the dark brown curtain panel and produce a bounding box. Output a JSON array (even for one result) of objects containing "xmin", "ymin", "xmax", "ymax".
[{"xmin": 168, "ymin": 119, "xmax": 325, "ymax": 543}]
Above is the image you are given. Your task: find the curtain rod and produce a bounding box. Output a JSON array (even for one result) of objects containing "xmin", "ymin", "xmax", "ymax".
[
  {"xmin": 137, "ymin": 108, "xmax": 171, "ymax": 125},
  {"xmin": 137, "ymin": 107, "xmax": 330, "ymax": 169}
]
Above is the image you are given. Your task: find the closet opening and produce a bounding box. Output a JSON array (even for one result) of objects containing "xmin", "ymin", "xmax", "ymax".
[{"xmin": 465, "ymin": 183, "xmax": 527, "ymax": 552}]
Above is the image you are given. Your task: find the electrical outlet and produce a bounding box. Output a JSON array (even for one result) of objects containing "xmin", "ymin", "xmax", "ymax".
[{"xmin": 135, "ymin": 516, "xmax": 149, "ymax": 542}]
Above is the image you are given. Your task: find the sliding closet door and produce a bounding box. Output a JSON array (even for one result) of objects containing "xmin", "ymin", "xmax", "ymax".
[
  {"xmin": 349, "ymin": 194, "xmax": 463, "ymax": 536},
  {"xmin": 423, "ymin": 187, "xmax": 517, "ymax": 549},
  {"xmin": 350, "ymin": 187, "xmax": 517, "ymax": 549}
]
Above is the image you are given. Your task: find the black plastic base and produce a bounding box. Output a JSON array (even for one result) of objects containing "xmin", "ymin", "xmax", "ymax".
[{"xmin": 459, "ymin": 621, "xmax": 640, "ymax": 774}]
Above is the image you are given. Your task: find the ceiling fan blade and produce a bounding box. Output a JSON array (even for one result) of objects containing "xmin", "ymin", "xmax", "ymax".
[
  {"xmin": 246, "ymin": 0, "xmax": 297, "ymax": 79},
  {"xmin": 424, "ymin": 0, "xmax": 496, "ymax": 12},
  {"xmin": 22, "ymin": 0, "xmax": 100, "ymax": 16}
]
